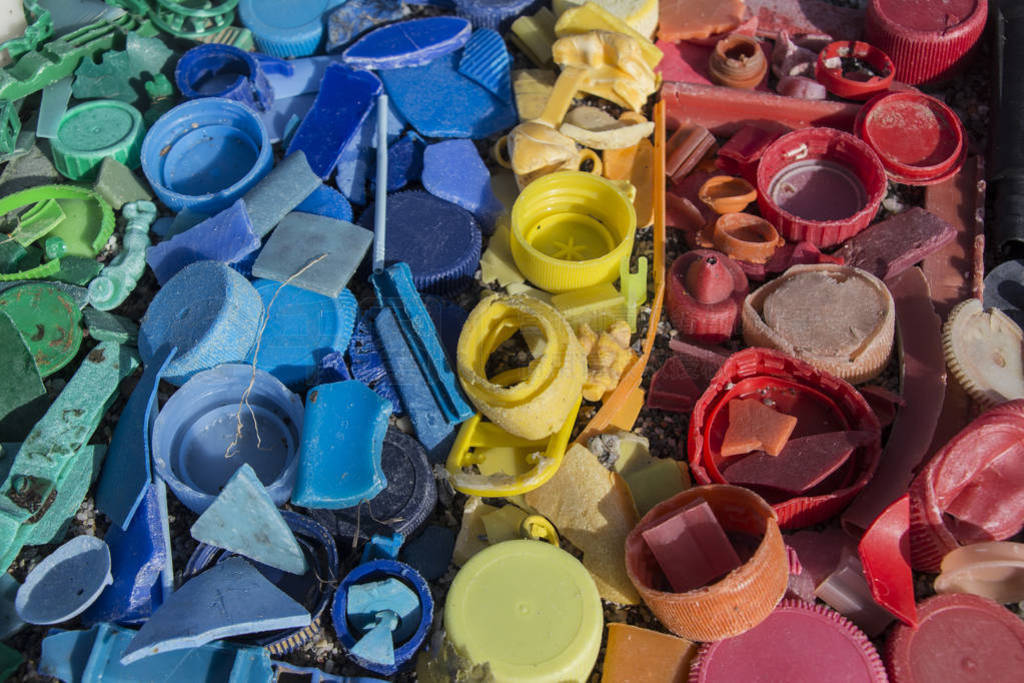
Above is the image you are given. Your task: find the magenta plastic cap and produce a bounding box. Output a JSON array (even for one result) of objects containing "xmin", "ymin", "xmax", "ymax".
[{"xmin": 756, "ymin": 128, "xmax": 887, "ymax": 248}]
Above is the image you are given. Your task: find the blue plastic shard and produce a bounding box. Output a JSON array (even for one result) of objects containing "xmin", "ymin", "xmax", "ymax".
[
  {"xmin": 348, "ymin": 578, "xmax": 418, "ymax": 640},
  {"xmin": 16, "ymin": 535, "xmax": 112, "ymax": 625},
  {"xmin": 247, "ymin": 280, "xmax": 357, "ymax": 390},
  {"xmin": 458, "ymin": 29, "xmax": 512, "ymax": 103},
  {"xmin": 83, "ymin": 484, "xmax": 166, "ymax": 626},
  {"xmin": 40, "ymin": 622, "xmax": 275, "ymax": 683},
  {"xmin": 95, "ymin": 345, "xmax": 177, "ymax": 530},
  {"xmin": 241, "ymin": 151, "xmax": 322, "ymax": 238},
  {"xmin": 191, "ymin": 464, "xmax": 308, "ymax": 575},
  {"xmin": 400, "ymin": 525, "xmax": 456, "ymax": 581},
  {"xmin": 334, "ymin": 97, "xmax": 404, "ymax": 205},
  {"xmin": 251, "ymin": 212, "xmax": 373, "ymax": 298},
  {"xmin": 121, "ymin": 556, "xmax": 310, "ymax": 665},
  {"xmin": 0, "ymin": 573, "xmax": 23, "ymax": 639},
  {"xmin": 360, "ymin": 533, "xmax": 404, "ymax": 564},
  {"xmin": 286, "ymin": 64, "xmax": 382, "ymax": 179},
  {"xmin": 422, "ymin": 138, "xmax": 504, "ymax": 234},
  {"xmin": 349, "ymin": 309, "xmax": 404, "ymax": 414},
  {"xmin": 259, "ymin": 92, "xmax": 317, "ymax": 145},
  {"xmin": 315, "ymin": 350, "xmax": 353, "ymax": 384},
  {"xmin": 296, "ymin": 185, "xmax": 354, "ymax": 223},
  {"xmin": 326, "ymin": 0, "xmax": 407, "ymax": 52},
  {"xmin": 370, "ymin": 131, "xmax": 424, "ymax": 193},
  {"xmin": 379, "ymin": 50, "xmax": 516, "ymax": 138},
  {"xmin": 161, "ymin": 207, "xmax": 207, "ymax": 239},
  {"xmin": 342, "ymin": 16, "xmax": 472, "ymax": 70},
  {"xmin": 349, "ymin": 611, "xmax": 397, "ymax": 667},
  {"xmin": 145, "ymin": 200, "xmax": 261, "ymax": 285},
  {"xmin": 371, "ymin": 263, "xmax": 473, "ymax": 449},
  {"xmin": 262, "ymin": 55, "xmax": 334, "ymax": 98},
  {"xmin": 292, "ymin": 380, "xmax": 391, "ymax": 509}
]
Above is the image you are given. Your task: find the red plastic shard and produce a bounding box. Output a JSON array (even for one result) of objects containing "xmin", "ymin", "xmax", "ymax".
[
  {"xmin": 658, "ymin": 0, "xmax": 745, "ymax": 42},
  {"xmin": 786, "ymin": 527, "xmax": 854, "ymax": 587},
  {"xmin": 640, "ymin": 498, "xmax": 742, "ymax": 593},
  {"xmin": 720, "ymin": 398, "xmax": 798, "ymax": 458},
  {"xmin": 746, "ymin": 0, "xmax": 863, "ymax": 41},
  {"xmin": 716, "ymin": 125, "xmax": 783, "ymax": 183},
  {"xmin": 857, "ymin": 385, "xmax": 904, "ymax": 429},
  {"xmin": 722, "ymin": 431, "xmax": 872, "ymax": 495},
  {"xmin": 833, "ymin": 208, "xmax": 957, "ymax": 282},
  {"xmin": 647, "ymin": 355, "xmax": 701, "ymax": 413},
  {"xmin": 858, "ymin": 495, "xmax": 918, "ymax": 627}
]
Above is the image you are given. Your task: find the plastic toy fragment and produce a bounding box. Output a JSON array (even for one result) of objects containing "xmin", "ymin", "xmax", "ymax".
[
  {"xmin": 15, "ymin": 535, "xmax": 111, "ymax": 625},
  {"xmin": 292, "ymin": 380, "xmax": 390, "ymax": 509},
  {"xmin": 602, "ymin": 623, "xmax": 696, "ymax": 683},
  {"xmin": 86, "ymin": 199, "xmax": 152, "ymax": 310},
  {"xmin": 151, "ymin": 364, "xmax": 303, "ymax": 514},
  {"xmin": 526, "ymin": 443, "xmax": 640, "ymax": 604},
  {"xmin": 120, "ymin": 556, "xmax": 310, "ymax": 664}
]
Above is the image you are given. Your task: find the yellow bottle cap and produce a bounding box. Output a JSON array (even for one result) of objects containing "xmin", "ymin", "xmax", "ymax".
[{"xmin": 444, "ymin": 540, "xmax": 603, "ymax": 682}]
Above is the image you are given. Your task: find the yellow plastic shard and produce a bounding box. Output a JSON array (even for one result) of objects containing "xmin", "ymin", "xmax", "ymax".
[
  {"xmin": 453, "ymin": 496, "xmax": 496, "ymax": 566},
  {"xmin": 551, "ymin": 282, "xmax": 626, "ymax": 333},
  {"xmin": 559, "ymin": 106, "xmax": 655, "ymax": 150},
  {"xmin": 536, "ymin": 65, "xmax": 590, "ymax": 128},
  {"xmin": 509, "ymin": 8, "xmax": 557, "ymax": 67},
  {"xmin": 457, "ymin": 294, "xmax": 586, "ymax": 440},
  {"xmin": 605, "ymin": 137, "xmax": 655, "ymax": 229},
  {"xmin": 481, "ymin": 504, "xmax": 530, "ymax": 543},
  {"xmin": 578, "ymin": 320, "xmax": 636, "ymax": 401},
  {"xmin": 609, "ymin": 432, "xmax": 691, "ymax": 515},
  {"xmin": 525, "ymin": 443, "xmax": 641, "ymax": 604},
  {"xmin": 551, "ymin": 31, "xmax": 660, "ymax": 112},
  {"xmin": 553, "ymin": 0, "xmax": 660, "ymax": 39},
  {"xmin": 555, "ymin": 2, "xmax": 663, "ymax": 70},
  {"xmin": 512, "ymin": 69, "xmax": 556, "ymax": 121},
  {"xmin": 445, "ymin": 397, "xmax": 581, "ymax": 497},
  {"xmin": 479, "ymin": 220, "xmax": 525, "ymax": 287},
  {"xmin": 504, "ymin": 120, "xmax": 603, "ymax": 190}
]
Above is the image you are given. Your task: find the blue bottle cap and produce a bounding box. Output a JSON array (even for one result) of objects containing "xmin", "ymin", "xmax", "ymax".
[
  {"xmin": 175, "ymin": 43, "xmax": 275, "ymax": 112},
  {"xmin": 453, "ymin": 0, "xmax": 542, "ymax": 32},
  {"xmin": 240, "ymin": 0, "xmax": 337, "ymax": 57},
  {"xmin": 141, "ymin": 98, "xmax": 273, "ymax": 215}
]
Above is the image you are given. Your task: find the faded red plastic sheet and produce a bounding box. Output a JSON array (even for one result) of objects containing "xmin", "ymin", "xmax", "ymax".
[
  {"xmin": 746, "ymin": 0, "xmax": 862, "ymax": 41},
  {"xmin": 858, "ymin": 495, "xmax": 917, "ymax": 627}
]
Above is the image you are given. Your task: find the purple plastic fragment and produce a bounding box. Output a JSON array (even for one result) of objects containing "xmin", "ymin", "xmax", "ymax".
[
  {"xmin": 832, "ymin": 208, "xmax": 957, "ymax": 282},
  {"xmin": 286, "ymin": 64, "xmax": 382, "ymax": 179},
  {"xmin": 145, "ymin": 200, "xmax": 260, "ymax": 285},
  {"xmin": 342, "ymin": 16, "xmax": 472, "ymax": 69}
]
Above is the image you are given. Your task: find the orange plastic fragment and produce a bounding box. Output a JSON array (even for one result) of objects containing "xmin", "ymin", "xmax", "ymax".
[
  {"xmin": 602, "ymin": 623, "xmax": 697, "ymax": 683},
  {"xmin": 659, "ymin": 0, "xmax": 746, "ymax": 42},
  {"xmin": 721, "ymin": 398, "xmax": 797, "ymax": 457}
]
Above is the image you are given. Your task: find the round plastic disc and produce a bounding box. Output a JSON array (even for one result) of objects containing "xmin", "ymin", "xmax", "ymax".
[{"xmin": 0, "ymin": 283, "xmax": 83, "ymax": 377}]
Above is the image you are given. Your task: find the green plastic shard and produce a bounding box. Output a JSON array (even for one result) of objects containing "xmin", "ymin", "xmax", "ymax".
[
  {"xmin": 12, "ymin": 198, "xmax": 64, "ymax": 247},
  {"xmin": 0, "ymin": 311, "xmax": 45, "ymax": 423},
  {"xmin": 72, "ymin": 33, "xmax": 173, "ymax": 107},
  {"xmin": 0, "ymin": 100, "xmax": 21, "ymax": 156}
]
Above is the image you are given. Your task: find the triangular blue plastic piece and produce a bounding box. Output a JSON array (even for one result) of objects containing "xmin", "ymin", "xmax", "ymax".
[
  {"xmin": 191, "ymin": 464, "xmax": 307, "ymax": 574},
  {"xmin": 349, "ymin": 611, "xmax": 397, "ymax": 667},
  {"xmin": 120, "ymin": 556, "xmax": 310, "ymax": 665}
]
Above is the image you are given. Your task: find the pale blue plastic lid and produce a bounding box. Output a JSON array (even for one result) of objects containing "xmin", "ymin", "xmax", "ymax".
[{"xmin": 239, "ymin": 0, "xmax": 346, "ymax": 57}]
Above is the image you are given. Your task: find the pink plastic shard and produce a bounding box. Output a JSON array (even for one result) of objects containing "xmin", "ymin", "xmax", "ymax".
[
  {"xmin": 641, "ymin": 498, "xmax": 742, "ymax": 593},
  {"xmin": 746, "ymin": 0, "xmax": 863, "ymax": 41},
  {"xmin": 842, "ymin": 268, "xmax": 944, "ymax": 535},
  {"xmin": 666, "ymin": 339, "xmax": 728, "ymax": 389},
  {"xmin": 666, "ymin": 192, "xmax": 708, "ymax": 234},
  {"xmin": 659, "ymin": 0, "xmax": 746, "ymax": 42},
  {"xmin": 858, "ymin": 385, "xmax": 904, "ymax": 429},
  {"xmin": 785, "ymin": 527, "xmax": 854, "ymax": 587},
  {"xmin": 771, "ymin": 31, "xmax": 817, "ymax": 78},
  {"xmin": 663, "ymin": 81, "xmax": 861, "ymax": 136},
  {"xmin": 666, "ymin": 125, "xmax": 715, "ymax": 183},
  {"xmin": 814, "ymin": 553, "xmax": 895, "ymax": 638},
  {"xmin": 736, "ymin": 240, "xmax": 845, "ymax": 282},
  {"xmin": 784, "ymin": 545, "xmax": 817, "ymax": 602},
  {"xmin": 832, "ymin": 208, "xmax": 957, "ymax": 282},
  {"xmin": 647, "ymin": 355, "xmax": 701, "ymax": 413},
  {"xmin": 716, "ymin": 125, "xmax": 783, "ymax": 182},
  {"xmin": 858, "ymin": 495, "xmax": 917, "ymax": 627},
  {"xmin": 721, "ymin": 431, "xmax": 873, "ymax": 495},
  {"xmin": 777, "ymin": 76, "xmax": 827, "ymax": 99}
]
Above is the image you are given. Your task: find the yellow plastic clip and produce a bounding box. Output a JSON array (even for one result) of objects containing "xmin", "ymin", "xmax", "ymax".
[{"xmin": 620, "ymin": 254, "xmax": 648, "ymax": 332}]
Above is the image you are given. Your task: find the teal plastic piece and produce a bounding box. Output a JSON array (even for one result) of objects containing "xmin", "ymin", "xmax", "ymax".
[
  {"xmin": 72, "ymin": 33, "xmax": 173, "ymax": 107},
  {"xmin": 92, "ymin": 157, "xmax": 153, "ymax": 211},
  {"xmin": 0, "ymin": 569, "xmax": 24, "ymax": 639},
  {"xmin": 82, "ymin": 307, "xmax": 138, "ymax": 343},
  {"xmin": 0, "ymin": 641, "xmax": 22, "ymax": 680},
  {"xmin": 0, "ymin": 100, "xmax": 22, "ymax": 156},
  {"xmin": 349, "ymin": 611, "xmax": 398, "ymax": 667},
  {"xmin": 40, "ymin": 622, "xmax": 275, "ymax": 683},
  {"xmin": 0, "ymin": 341, "xmax": 138, "ymax": 573},
  {"xmin": 190, "ymin": 464, "xmax": 308, "ymax": 575},
  {"xmin": 51, "ymin": 99, "xmax": 144, "ymax": 181},
  {"xmin": 121, "ymin": 556, "xmax": 310, "ymax": 665},
  {"xmin": 150, "ymin": 0, "xmax": 239, "ymax": 40},
  {"xmin": 0, "ymin": 310, "xmax": 45, "ymax": 422},
  {"xmin": 87, "ymin": 200, "xmax": 154, "ymax": 311},
  {"xmin": 360, "ymin": 533, "xmax": 404, "ymax": 563},
  {"xmin": 13, "ymin": 197, "xmax": 64, "ymax": 246},
  {"xmin": 292, "ymin": 380, "xmax": 391, "ymax": 509},
  {"xmin": 36, "ymin": 76, "xmax": 72, "ymax": 139},
  {"xmin": 0, "ymin": 14, "xmax": 143, "ymax": 101}
]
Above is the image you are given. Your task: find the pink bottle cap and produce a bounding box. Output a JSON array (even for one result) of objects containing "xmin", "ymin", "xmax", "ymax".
[
  {"xmin": 854, "ymin": 91, "xmax": 966, "ymax": 185},
  {"xmin": 756, "ymin": 128, "xmax": 887, "ymax": 248},
  {"xmin": 886, "ymin": 593, "xmax": 1024, "ymax": 682},
  {"xmin": 689, "ymin": 600, "xmax": 887, "ymax": 682}
]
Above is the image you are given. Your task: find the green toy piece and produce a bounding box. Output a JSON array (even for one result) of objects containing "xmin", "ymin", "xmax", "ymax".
[
  {"xmin": 87, "ymin": 200, "xmax": 154, "ymax": 311},
  {"xmin": 51, "ymin": 99, "xmax": 144, "ymax": 181},
  {"xmin": 0, "ymin": 311, "xmax": 45, "ymax": 423},
  {"xmin": 83, "ymin": 307, "xmax": 138, "ymax": 344},
  {"xmin": 0, "ymin": 282, "xmax": 84, "ymax": 376},
  {"xmin": 93, "ymin": 157, "xmax": 153, "ymax": 210},
  {"xmin": 0, "ymin": 100, "xmax": 21, "ymax": 156},
  {"xmin": 0, "ymin": 340, "xmax": 137, "ymax": 572},
  {"xmin": 72, "ymin": 33, "xmax": 173, "ymax": 107}
]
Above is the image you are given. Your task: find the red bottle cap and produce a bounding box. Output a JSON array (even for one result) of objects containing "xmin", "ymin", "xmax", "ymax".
[
  {"xmin": 908, "ymin": 399, "xmax": 1024, "ymax": 572},
  {"xmin": 886, "ymin": 593, "xmax": 1024, "ymax": 682},
  {"xmin": 689, "ymin": 600, "xmax": 887, "ymax": 683},
  {"xmin": 687, "ymin": 347, "xmax": 882, "ymax": 528},
  {"xmin": 815, "ymin": 40, "xmax": 895, "ymax": 101},
  {"xmin": 756, "ymin": 128, "xmax": 887, "ymax": 248},
  {"xmin": 865, "ymin": 0, "xmax": 987, "ymax": 86},
  {"xmin": 667, "ymin": 249, "xmax": 749, "ymax": 344},
  {"xmin": 854, "ymin": 91, "xmax": 966, "ymax": 185}
]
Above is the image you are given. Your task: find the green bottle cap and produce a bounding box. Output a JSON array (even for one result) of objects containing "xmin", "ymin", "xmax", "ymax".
[{"xmin": 51, "ymin": 100, "xmax": 144, "ymax": 181}]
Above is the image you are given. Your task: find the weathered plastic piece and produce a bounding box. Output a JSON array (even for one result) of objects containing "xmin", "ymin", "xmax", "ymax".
[
  {"xmin": 641, "ymin": 498, "xmax": 742, "ymax": 593},
  {"xmin": 296, "ymin": 184, "xmax": 354, "ymax": 223},
  {"xmin": 0, "ymin": 310, "xmax": 45, "ymax": 422},
  {"xmin": 150, "ymin": 0, "xmax": 238, "ymax": 40},
  {"xmin": 0, "ymin": 0, "xmax": 51, "ymax": 61},
  {"xmin": 121, "ymin": 556, "xmax": 310, "ymax": 665},
  {"xmin": 0, "ymin": 144, "xmax": 60, "ymax": 198},
  {"xmin": 858, "ymin": 495, "xmax": 917, "ymax": 627},
  {"xmin": 286, "ymin": 64, "xmax": 381, "ymax": 179},
  {"xmin": 400, "ymin": 526, "xmax": 455, "ymax": 581},
  {"xmin": 91, "ymin": 157, "xmax": 152, "ymax": 211},
  {"xmin": 334, "ymin": 96, "xmax": 404, "ymax": 206},
  {"xmin": 378, "ymin": 51, "xmax": 517, "ymax": 138},
  {"xmin": 241, "ymin": 151, "xmax": 321, "ymax": 238},
  {"xmin": 175, "ymin": 43, "xmax": 273, "ymax": 112},
  {"xmin": 70, "ymin": 32, "xmax": 172, "ymax": 107},
  {"xmin": 361, "ymin": 534, "xmax": 404, "ymax": 564},
  {"xmin": 815, "ymin": 553, "xmax": 895, "ymax": 638},
  {"xmin": 50, "ymin": 99, "xmax": 143, "ymax": 181},
  {"xmin": 251, "ymin": 212, "xmax": 373, "ymax": 298},
  {"xmin": 88, "ymin": 200, "xmax": 154, "ymax": 311},
  {"xmin": 421, "ymin": 138, "xmax": 504, "ymax": 233},
  {"xmin": 191, "ymin": 464, "xmax": 307, "ymax": 575},
  {"xmin": 40, "ymin": 622, "xmax": 275, "ymax": 682},
  {"xmin": 36, "ymin": 75, "xmax": 72, "ymax": 139},
  {"xmin": 458, "ymin": 28, "xmax": 512, "ymax": 102},
  {"xmin": 83, "ymin": 483, "xmax": 166, "ymax": 626},
  {"xmin": 145, "ymin": 200, "xmax": 259, "ymax": 285},
  {"xmin": 0, "ymin": 573, "xmax": 24, "ymax": 639},
  {"xmin": 326, "ymin": 0, "xmax": 406, "ymax": 52},
  {"xmin": 0, "ymin": 342, "xmax": 138, "ymax": 572},
  {"xmin": 152, "ymin": 364, "xmax": 304, "ymax": 514},
  {"xmin": 16, "ymin": 535, "xmax": 112, "ymax": 625},
  {"xmin": 292, "ymin": 381, "xmax": 390, "ymax": 509},
  {"xmin": 0, "ymin": 14, "xmax": 144, "ymax": 101},
  {"xmin": 343, "ymin": 16, "xmax": 470, "ymax": 69},
  {"xmin": 347, "ymin": 579, "xmax": 419, "ymax": 643},
  {"xmin": 138, "ymin": 260, "xmax": 263, "ymax": 386},
  {"xmin": 95, "ymin": 345, "xmax": 176, "ymax": 530}
]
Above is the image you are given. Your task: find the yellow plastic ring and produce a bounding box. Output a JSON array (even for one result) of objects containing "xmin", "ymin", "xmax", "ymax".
[{"xmin": 457, "ymin": 294, "xmax": 586, "ymax": 441}]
